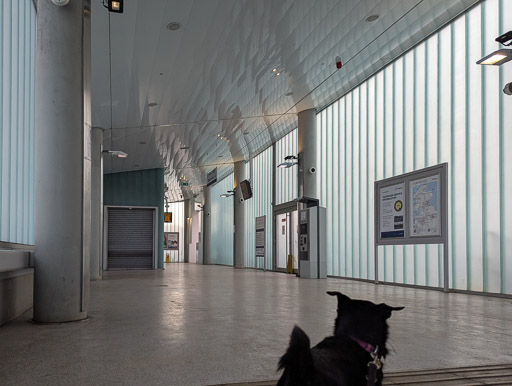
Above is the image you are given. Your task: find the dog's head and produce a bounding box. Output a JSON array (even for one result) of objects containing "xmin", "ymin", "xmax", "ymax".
[{"xmin": 327, "ymin": 291, "xmax": 403, "ymax": 357}]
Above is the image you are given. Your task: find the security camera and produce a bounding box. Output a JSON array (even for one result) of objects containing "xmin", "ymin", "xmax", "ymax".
[
  {"xmin": 52, "ymin": 0, "xmax": 70, "ymax": 5},
  {"xmin": 239, "ymin": 197, "xmax": 244, "ymax": 203},
  {"xmin": 308, "ymin": 167, "xmax": 316, "ymax": 174},
  {"xmin": 207, "ymin": 212, "xmax": 210, "ymax": 216},
  {"xmin": 504, "ymin": 82, "xmax": 512, "ymax": 96}
]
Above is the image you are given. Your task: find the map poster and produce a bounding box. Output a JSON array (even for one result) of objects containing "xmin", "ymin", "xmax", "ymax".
[
  {"xmin": 410, "ymin": 174, "xmax": 440, "ymax": 237},
  {"xmin": 380, "ymin": 183, "xmax": 405, "ymax": 239}
]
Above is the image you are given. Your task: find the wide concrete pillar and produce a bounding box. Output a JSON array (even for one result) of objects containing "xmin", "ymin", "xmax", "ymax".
[
  {"xmin": 34, "ymin": 0, "xmax": 91, "ymax": 322},
  {"xmin": 298, "ymin": 109, "xmax": 317, "ymax": 199},
  {"xmin": 90, "ymin": 128, "xmax": 103, "ymax": 280},
  {"xmin": 203, "ymin": 188, "xmax": 212, "ymax": 264},
  {"xmin": 233, "ymin": 161, "xmax": 245, "ymax": 269},
  {"xmin": 184, "ymin": 199, "xmax": 193, "ymax": 263}
]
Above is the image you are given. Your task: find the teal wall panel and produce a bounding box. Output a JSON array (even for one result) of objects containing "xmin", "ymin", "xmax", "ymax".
[
  {"xmin": 244, "ymin": 148, "xmax": 273, "ymax": 269},
  {"xmin": 0, "ymin": 0, "xmax": 36, "ymax": 245},
  {"xmin": 316, "ymin": 0, "xmax": 512, "ymax": 294},
  {"xmin": 210, "ymin": 173, "xmax": 234, "ymax": 266},
  {"xmin": 104, "ymin": 168, "xmax": 165, "ymax": 268}
]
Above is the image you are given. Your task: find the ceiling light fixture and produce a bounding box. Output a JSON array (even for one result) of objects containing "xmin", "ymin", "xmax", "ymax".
[
  {"xmin": 477, "ymin": 49, "xmax": 512, "ymax": 65},
  {"xmin": 272, "ymin": 68, "xmax": 277, "ymax": 73},
  {"xmin": 148, "ymin": 102, "xmax": 158, "ymax": 107},
  {"xmin": 167, "ymin": 22, "xmax": 182, "ymax": 31},
  {"xmin": 477, "ymin": 31, "xmax": 512, "ymax": 66},
  {"xmin": 366, "ymin": 14, "xmax": 379, "ymax": 23},
  {"xmin": 220, "ymin": 190, "xmax": 235, "ymax": 198},
  {"xmin": 102, "ymin": 150, "xmax": 128, "ymax": 158},
  {"xmin": 278, "ymin": 155, "xmax": 298, "ymax": 168},
  {"xmin": 102, "ymin": 0, "xmax": 123, "ymax": 13}
]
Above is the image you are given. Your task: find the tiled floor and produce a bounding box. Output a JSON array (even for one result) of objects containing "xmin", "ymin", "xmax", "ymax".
[{"xmin": 1, "ymin": 264, "xmax": 512, "ymax": 385}]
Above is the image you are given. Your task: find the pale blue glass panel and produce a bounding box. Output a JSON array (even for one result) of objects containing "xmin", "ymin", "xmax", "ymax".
[
  {"xmin": 359, "ymin": 84, "xmax": 368, "ymax": 280},
  {"xmin": 210, "ymin": 174, "xmax": 234, "ymax": 266},
  {"xmin": 0, "ymin": 0, "xmax": 36, "ymax": 245},
  {"xmin": 338, "ymin": 101, "xmax": 346, "ymax": 277},
  {"xmin": 325, "ymin": 105, "xmax": 333, "ymax": 275},
  {"xmin": 331, "ymin": 102, "xmax": 339, "ymax": 277},
  {"xmin": 275, "ymin": 129, "xmax": 297, "ymax": 205},
  {"xmin": 502, "ymin": 0, "xmax": 512, "ymax": 294},
  {"xmin": 352, "ymin": 88, "xmax": 361, "ymax": 279}
]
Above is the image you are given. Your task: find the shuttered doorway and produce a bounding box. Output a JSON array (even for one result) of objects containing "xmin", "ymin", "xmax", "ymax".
[{"xmin": 107, "ymin": 207, "xmax": 155, "ymax": 269}]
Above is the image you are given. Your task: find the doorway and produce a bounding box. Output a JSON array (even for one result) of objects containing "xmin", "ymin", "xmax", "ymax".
[{"xmin": 274, "ymin": 202, "xmax": 299, "ymax": 273}]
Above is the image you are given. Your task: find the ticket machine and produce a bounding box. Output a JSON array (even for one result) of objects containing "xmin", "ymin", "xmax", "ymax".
[{"xmin": 299, "ymin": 206, "xmax": 326, "ymax": 278}]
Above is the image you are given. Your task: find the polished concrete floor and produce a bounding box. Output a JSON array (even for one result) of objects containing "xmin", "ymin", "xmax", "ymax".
[{"xmin": 1, "ymin": 264, "xmax": 512, "ymax": 385}]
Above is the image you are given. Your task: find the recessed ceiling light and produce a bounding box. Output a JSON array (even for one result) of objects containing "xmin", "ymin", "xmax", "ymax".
[
  {"xmin": 276, "ymin": 72, "xmax": 280, "ymax": 76},
  {"xmin": 134, "ymin": 164, "xmax": 140, "ymax": 168},
  {"xmin": 139, "ymin": 141, "xmax": 146, "ymax": 145},
  {"xmin": 272, "ymin": 68, "xmax": 277, "ymax": 72},
  {"xmin": 167, "ymin": 22, "xmax": 182, "ymax": 31},
  {"xmin": 159, "ymin": 72, "xmax": 163, "ymax": 76},
  {"xmin": 148, "ymin": 102, "xmax": 158, "ymax": 107},
  {"xmin": 285, "ymin": 92, "xmax": 293, "ymax": 96},
  {"xmin": 366, "ymin": 14, "xmax": 379, "ymax": 23}
]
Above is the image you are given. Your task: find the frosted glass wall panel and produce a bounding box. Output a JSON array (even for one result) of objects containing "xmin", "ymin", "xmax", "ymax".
[
  {"xmin": 164, "ymin": 202, "xmax": 184, "ymax": 263},
  {"xmin": 318, "ymin": 0, "xmax": 512, "ymax": 294},
  {"xmin": 210, "ymin": 173, "xmax": 234, "ymax": 266},
  {"xmin": 244, "ymin": 148, "xmax": 273, "ymax": 269},
  {"xmin": 0, "ymin": 0, "xmax": 36, "ymax": 245},
  {"xmin": 275, "ymin": 129, "xmax": 297, "ymax": 205}
]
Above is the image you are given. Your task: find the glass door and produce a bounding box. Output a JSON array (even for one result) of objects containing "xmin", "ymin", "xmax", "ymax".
[{"xmin": 274, "ymin": 209, "xmax": 299, "ymax": 273}]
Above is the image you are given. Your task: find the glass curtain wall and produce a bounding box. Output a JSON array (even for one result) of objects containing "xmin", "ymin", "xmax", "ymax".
[
  {"xmin": 275, "ymin": 129, "xmax": 298, "ymax": 205},
  {"xmin": 0, "ymin": 0, "xmax": 36, "ymax": 245},
  {"xmin": 210, "ymin": 173, "xmax": 234, "ymax": 266},
  {"xmin": 244, "ymin": 148, "xmax": 273, "ymax": 269},
  {"xmin": 164, "ymin": 201, "xmax": 184, "ymax": 263},
  {"xmin": 317, "ymin": 0, "xmax": 512, "ymax": 294}
]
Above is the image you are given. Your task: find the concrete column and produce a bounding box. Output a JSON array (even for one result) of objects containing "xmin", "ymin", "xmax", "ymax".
[
  {"xmin": 184, "ymin": 199, "xmax": 192, "ymax": 263},
  {"xmin": 203, "ymin": 188, "xmax": 212, "ymax": 264},
  {"xmin": 33, "ymin": 0, "xmax": 91, "ymax": 322},
  {"xmin": 233, "ymin": 161, "xmax": 245, "ymax": 269},
  {"xmin": 90, "ymin": 128, "xmax": 103, "ymax": 280},
  {"xmin": 298, "ymin": 109, "xmax": 317, "ymax": 199}
]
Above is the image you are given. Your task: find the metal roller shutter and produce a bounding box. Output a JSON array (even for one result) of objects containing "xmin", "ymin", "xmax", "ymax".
[{"xmin": 108, "ymin": 208, "xmax": 154, "ymax": 269}]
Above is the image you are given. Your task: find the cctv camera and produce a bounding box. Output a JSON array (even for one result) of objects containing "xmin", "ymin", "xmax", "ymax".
[
  {"xmin": 308, "ymin": 167, "xmax": 316, "ymax": 174},
  {"xmin": 52, "ymin": 0, "xmax": 70, "ymax": 5},
  {"xmin": 504, "ymin": 82, "xmax": 512, "ymax": 96},
  {"xmin": 239, "ymin": 198, "xmax": 244, "ymax": 203}
]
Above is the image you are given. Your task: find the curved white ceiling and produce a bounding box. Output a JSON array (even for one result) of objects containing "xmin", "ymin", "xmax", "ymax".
[{"xmin": 91, "ymin": 0, "xmax": 478, "ymax": 201}]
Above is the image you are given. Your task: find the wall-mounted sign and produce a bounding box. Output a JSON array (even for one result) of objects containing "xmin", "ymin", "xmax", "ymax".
[
  {"xmin": 255, "ymin": 216, "xmax": 265, "ymax": 258},
  {"xmin": 180, "ymin": 181, "xmax": 189, "ymax": 187},
  {"xmin": 410, "ymin": 174, "xmax": 440, "ymax": 237},
  {"xmin": 379, "ymin": 183, "xmax": 405, "ymax": 239},
  {"xmin": 164, "ymin": 232, "xmax": 179, "ymax": 250},
  {"xmin": 207, "ymin": 168, "xmax": 217, "ymax": 187},
  {"xmin": 164, "ymin": 212, "xmax": 172, "ymax": 223}
]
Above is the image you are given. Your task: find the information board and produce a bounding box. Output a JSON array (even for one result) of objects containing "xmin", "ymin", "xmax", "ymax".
[
  {"xmin": 374, "ymin": 163, "xmax": 448, "ymax": 290},
  {"xmin": 164, "ymin": 232, "xmax": 179, "ymax": 250},
  {"xmin": 255, "ymin": 216, "xmax": 265, "ymax": 258}
]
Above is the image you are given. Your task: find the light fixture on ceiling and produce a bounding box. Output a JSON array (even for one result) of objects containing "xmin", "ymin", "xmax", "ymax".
[
  {"xmin": 366, "ymin": 14, "xmax": 379, "ymax": 23},
  {"xmin": 278, "ymin": 155, "xmax": 298, "ymax": 168},
  {"xmin": 102, "ymin": 150, "xmax": 128, "ymax": 158},
  {"xmin": 139, "ymin": 141, "xmax": 146, "ymax": 145},
  {"xmin": 220, "ymin": 190, "xmax": 235, "ymax": 198},
  {"xmin": 102, "ymin": 0, "xmax": 123, "ymax": 13},
  {"xmin": 167, "ymin": 22, "xmax": 182, "ymax": 31},
  {"xmin": 477, "ymin": 31, "xmax": 512, "ymax": 65},
  {"xmin": 477, "ymin": 49, "xmax": 512, "ymax": 65},
  {"xmin": 148, "ymin": 102, "xmax": 158, "ymax": 107}
]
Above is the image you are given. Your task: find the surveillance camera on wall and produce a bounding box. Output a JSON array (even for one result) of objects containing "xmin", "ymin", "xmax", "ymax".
[
  {"xmin": 308, "ymin": 167, "xmax": 316, "ymax": 174},
  {"xmin": 239, "ymin": 197, "xmax": 244, "ymax": 203},
  {"xmin": 504, "ymin": 82, "xmax": 512, "ymax": 95}
]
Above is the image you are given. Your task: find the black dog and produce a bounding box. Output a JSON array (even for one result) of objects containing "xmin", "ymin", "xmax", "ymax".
[{"xmin": 277, "ymin": 291, "xmax": 403, "ymax": 386}]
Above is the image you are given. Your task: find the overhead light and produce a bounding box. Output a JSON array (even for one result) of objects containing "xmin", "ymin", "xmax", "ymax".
[
  {"xmin": 278, "ymin": 155, "xmax": 298, "ymax": 168},
  {"xmin": 167, "ymin": 22, "xmax": 182, "ymax": 31},
  {"xmin": 495, "ymin": 31, "xmax": 512, "ymax": 46},
  {"xmin": 477, "ymin": 49, "xmax": 512, "ymax": 65},
  {"xmin": 139, "ymin": 141, "xmax": 146, "ymax": 145},
  {"xmin": 102, "ymin": 150, "xmax": 128, "ymax": 158},
  {"xmin": 272, "ymin": 68, "xmax": 277, "ymax": 72},
  {"xmin": 366, "ymin": 14, "xmax": 379, "ymax": 23},
  {"xmin": 220, "ymin": 190, "xmax": 235, "ymax": 198},
  {"xmin": 148, "ymin": 102, "xmax": 158, "ymax": 107},
  {"xmin": 105, "ymin": 0, "xmax": 123, "ymax": 13}
]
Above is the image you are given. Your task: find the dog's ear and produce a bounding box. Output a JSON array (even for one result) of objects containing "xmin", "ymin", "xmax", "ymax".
[
  {"xmin": 327, "ymin": 291, "xmax": 351, "ymax": 307},
  {"xmin": 379, "ymin": 303, "xmax": 405, "ymax": 319}
]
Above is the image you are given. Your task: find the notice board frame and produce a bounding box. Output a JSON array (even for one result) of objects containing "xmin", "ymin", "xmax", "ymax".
[{"xmin": 374, "ymin": 163, "xmax": 449, "ymax": 291}]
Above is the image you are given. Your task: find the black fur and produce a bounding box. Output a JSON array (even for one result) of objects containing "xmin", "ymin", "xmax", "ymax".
[{"xmin": 277, "ymin": 292, "xmax": 403, "ymax": 386}]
